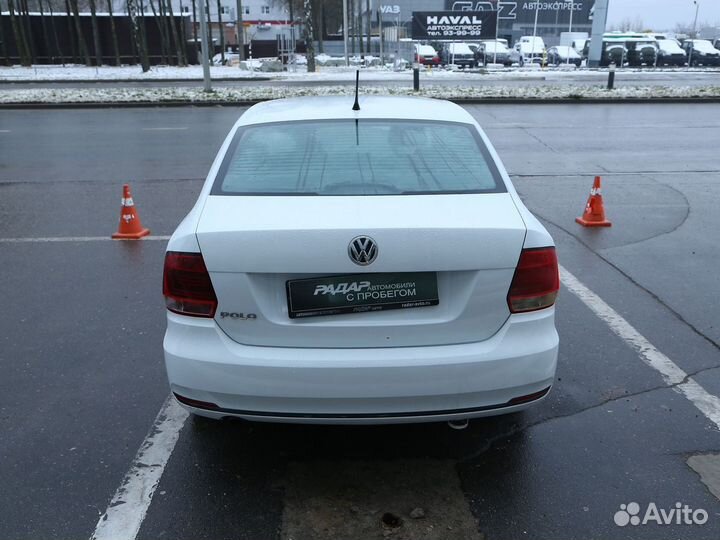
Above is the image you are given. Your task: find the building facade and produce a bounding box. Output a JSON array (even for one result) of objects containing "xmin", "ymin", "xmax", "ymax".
[
  {"xmin": 375, "ymin": 0, "xmax": 593, "ymax": 46},
  {"xmin": 167, "ymin": 0, "xmax": 291, "ymax": 46}
]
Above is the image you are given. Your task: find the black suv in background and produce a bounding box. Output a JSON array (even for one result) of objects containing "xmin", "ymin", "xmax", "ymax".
[
  {"xmin": 626, "ymin": 40, "xmax": 658, "ymax": 66},
  {"xmin": 439, "ymin": 43, "xmax": 476, "ymax": 68},
  {"xmin": 583, "ymin": 40, "xmax": 627, "ymax": 66},
  {"xmin": 682, "ymin": 39, "xmax": 720, "ymax": 66}
]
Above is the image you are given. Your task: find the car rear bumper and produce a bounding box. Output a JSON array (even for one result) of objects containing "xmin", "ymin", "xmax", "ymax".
[{"xmin": 163, "ymin": 308, "xmax": 558, "ymax": 424}]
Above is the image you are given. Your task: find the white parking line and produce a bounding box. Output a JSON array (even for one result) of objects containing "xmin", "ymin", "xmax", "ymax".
[
  {"xmin": 0, "ymin": 129, "xmax": 10, "ymax": 133},
  {"xmin": 560, "ymin": 265, "xmax": 720, "ymax": 429},
  {"xmin": 90, "ymin": 395, "xmax": 188, "ymax": 540},
  {"xmin": 142, "ymin": 127, "xmax": 188, "ymax": 131},
  {"xmin": 87, "ymin": 265, "xmax": 720, "ymax": 540},
  {"xmin": 0, "ymin": 236, "xmax": 171, "ymax": 243}
]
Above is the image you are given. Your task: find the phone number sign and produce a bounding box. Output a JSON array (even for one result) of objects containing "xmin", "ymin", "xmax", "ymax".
[{"xmin": 411, "ymin": 11, "xmax": 497, "ymax": 40}]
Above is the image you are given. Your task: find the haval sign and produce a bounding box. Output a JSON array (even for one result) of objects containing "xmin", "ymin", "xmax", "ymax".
[{"xmin": 412, "ymin": 11, "xmax": 497, "ymax": 40}]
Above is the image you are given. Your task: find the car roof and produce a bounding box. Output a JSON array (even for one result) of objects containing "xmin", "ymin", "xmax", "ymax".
[{"xmin": 238, "ymin": 96, "xmax": 477, "ymax": 126}]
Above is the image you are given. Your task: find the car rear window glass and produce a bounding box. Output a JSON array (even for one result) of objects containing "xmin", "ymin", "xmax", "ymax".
[{"xmin": 213, "ymin": 120, "xmax": 505, "ymax": 196}]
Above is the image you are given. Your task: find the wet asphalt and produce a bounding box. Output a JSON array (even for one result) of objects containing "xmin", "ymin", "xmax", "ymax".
[{"xmin": 1, "ymin": 103, "xmax": 720, "ymax": 540}]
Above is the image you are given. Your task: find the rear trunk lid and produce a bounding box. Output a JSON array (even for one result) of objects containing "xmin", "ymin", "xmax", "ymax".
[{"xmin": 196, "ymin": 193, "xmax": 527, "ymax": 348}]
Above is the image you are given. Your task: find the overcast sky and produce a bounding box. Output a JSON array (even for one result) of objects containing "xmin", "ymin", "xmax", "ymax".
[{"xmin": 607, "ymin": 0, "xmax": 720, "ymax": 30}]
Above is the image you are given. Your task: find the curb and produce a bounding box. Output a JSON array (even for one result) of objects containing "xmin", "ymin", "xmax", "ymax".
[{"xmin": 2, "ymin": 96, "xmax": 720, "ymax": 109}]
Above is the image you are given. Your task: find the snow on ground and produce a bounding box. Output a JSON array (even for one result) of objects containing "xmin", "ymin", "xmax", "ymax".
[
  {"xmin": 1, "ymin": 84, "xmax": 719, "ymax": 104},
  {"xmin": 0, "ymin": 64, "xmax": 266, "ymax": 81},
  {"xmin": 1, "ymin": 63, "xmax": 719, "ymax": 82}
]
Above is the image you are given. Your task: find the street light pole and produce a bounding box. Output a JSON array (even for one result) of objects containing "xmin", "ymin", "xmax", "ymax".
[
  {"xmin": 236, "ymin": 0, "xmax": 245, "ymax": 62},
  {"xmin": 689, "ymin": 0, "xmax": 699, "ymax": 66},
  {"xmin": 494, "ymin": 0, "xmax": 499, "ymax": 64},
  {"xmin": 343, "ymin": 0, "xmax": 350, "ymax": 66},
  {"xmin": 198, "ymin": 0, "xmax": 212, "ymax": 91},
  {"xmin": 532, "ymin": 1, "xmax": 539, "ymax": 57},
  {"xmin": 567, "ymin": 1, "xmax": 574, "ymax": 64}
]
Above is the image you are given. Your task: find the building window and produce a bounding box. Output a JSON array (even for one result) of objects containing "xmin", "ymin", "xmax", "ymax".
[
  {"xmin": 181, "ymin": 5, "xmax": 189, "ymax": 11},
  {"xmin": 243, "ymin": 6, "xmax": 250, "ymax": 14},
  {"xmin": 261, "ymin": 5, "xmax": 270, "ymax": 14}
]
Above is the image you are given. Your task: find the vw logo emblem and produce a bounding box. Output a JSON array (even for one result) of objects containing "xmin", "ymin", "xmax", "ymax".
[{"xmin": 348, "ymin": 236, "xmax": 378, "ymax": 266}]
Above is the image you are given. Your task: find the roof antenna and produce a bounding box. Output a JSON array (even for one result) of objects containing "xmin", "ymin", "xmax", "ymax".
[{"xmin": 352, "ymin": 70, "xmax": 360, "ymax": 111}]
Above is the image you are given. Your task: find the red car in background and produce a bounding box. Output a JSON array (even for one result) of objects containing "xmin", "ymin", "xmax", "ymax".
[{"xmin": 415, "ymin": 44, "xmax": 440, "ymax": 66}]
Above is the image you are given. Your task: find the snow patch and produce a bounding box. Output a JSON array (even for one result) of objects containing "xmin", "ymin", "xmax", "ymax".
[{"xmin": 1, "ymin": 84, "xmax": 719, "ymax": 104}]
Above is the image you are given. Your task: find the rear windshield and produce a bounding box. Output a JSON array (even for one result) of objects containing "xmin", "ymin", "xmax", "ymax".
[{"xmin": 212, "ymin": 120, "xmax": 505, "ymax": 196}]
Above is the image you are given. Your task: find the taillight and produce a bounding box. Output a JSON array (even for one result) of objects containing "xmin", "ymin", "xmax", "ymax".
[
  {"xmin": 163, "ymin": 251, "xmax": 218, "ymax": 317},
  {"xmin": 507, "ymin": 247, "xmax": 559, "ymax": 313}
]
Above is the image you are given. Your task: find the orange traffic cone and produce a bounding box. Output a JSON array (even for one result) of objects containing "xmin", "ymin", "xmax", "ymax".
[
  {"xmin": 576, "ymin": 176, "xmax": 612, "ymax": 228},
  {"xmin": 112, "ymin": 184, "xmax": 151, "ymax": 239}
]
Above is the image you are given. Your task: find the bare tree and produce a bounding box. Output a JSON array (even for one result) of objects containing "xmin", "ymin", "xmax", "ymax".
[
  {"xmin": 37, "ymin": 0, "xmax": 52, "ymax": 62},
  {"xmin": 166, "ymin": 0, "xmax": 186, "ymax": 65},
  {"xmin": 0, "ymin": 5, "xmax": 10, "ymax": 65},
  {"xmin": 611, "ymin": 16, "xmax": 645, "ymax": 32},
  {"xmin": 88, "ymin": 0, "xmax": 103, "ymax": 65},
  {"xmin": 46, "ymin": 0, "xmax": 66, "ymax": 63},
  {"xmin": 356, "ymin": 0, "xmax": 362, "ymax": 54},
  {"xmin": 128, "ymin": 0, "xmax": 150, "ymax": 70},
  {"xmin": 315, "ymin": 0, "xmax": 324, "ymax": 53},
  {"xmin": 365, "ymin": 0, "xmax": 370, "ymax": 54},
  {"xmin": 148, "ymin": 0, "xmax": 169, "ymax": 63},
  {"xmin": 349, "ymin": 0, "xmax": 355, "ymax": 54},
  {"xmin": 8, "ymin": 0, "xmax": 32, "ymax": 65},
  {"xmin": 65, "ymin": 0, "xmax": 78, "ymax": 62},
  {"xmin": 20, "ymin": 0, "xmax": 36, "ymax": 61},
  {"xmin": 204, "ymin": 0, "xmax": 213, "ymax": 58},
  {"xmin": 107, "ymin": 0, "xmax": 121, "ymax": 65},
  {"xmin": 69, "ymin": 0, "xmax": 92, "ymax": 65},
  {"xmin": 191, "ymin": 0, "xmax": 198, "ymax": 61},
  {"xmin": 178, "ymin": 0, "xmax": 188, "ymax": 62},
  {"xmin": 216, "ymin": 0, "xmax": 224, "ymax": 63},
  {"xmin": 236, "ymin": 0, "xmax": 245, "ymax": 60},
  {"xmin": 303, "ymin": 0, "xmax": 315, "ymax": 71}
]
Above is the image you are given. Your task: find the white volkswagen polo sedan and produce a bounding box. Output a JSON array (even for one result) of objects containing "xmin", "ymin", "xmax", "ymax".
[{"xmin": 163, "ymin": 96, "xmax": 559, "ymax": 424}]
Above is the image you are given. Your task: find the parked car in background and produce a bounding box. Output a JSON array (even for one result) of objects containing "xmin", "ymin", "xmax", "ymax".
[
  {"xmin": 477, "ymin": 41, "xmax": 512, "ymax": 66},
  {"xmin": 560, "ymin": 31, "xmax": 589, "ymax": 49},
  {"xmin": 656, "ymin": 40, "xmax": 687, "ymax": 66},
  {"xmin": 571, "ymin": 38, "xmax": 589, "ymax": 55},
  {"xmin": 582, "ymin": 39, "xmax": 627, "ymax": 67},
  {"xmin": 682, "ymin": 39, "xmax": 720, "ymax": 66},
  {"xmin": 415, "ymin": 44, "xmax": 440, "ymax": 66},
  {"xmin": 625, "ymin": 38, "xmax": 658, "ymax": 66},
  {"xmin": 440, "ymin": 43, "xmax": 476, "ymax": 68},
  {"xmin": 546, "ymin": 46, "xmax": 582, "ymax": 67},
  {"xmin": 511, "ymin": 36, "xmax": 546, "ymax": 66}
]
